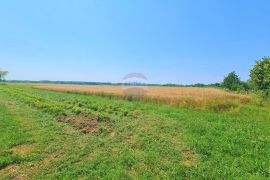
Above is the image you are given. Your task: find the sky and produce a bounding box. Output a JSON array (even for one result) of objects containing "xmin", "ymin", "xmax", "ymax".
[{"xmin": 0, "ymin": 0, "xmax": 269, "ymax": 84}]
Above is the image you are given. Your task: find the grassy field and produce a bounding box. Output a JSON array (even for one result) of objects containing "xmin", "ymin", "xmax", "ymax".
[
  {"xmin": 0, "ymin": 84, "xmax": 270, "ymax": 179},
  {"xmin": 36, "ymin": 84, "xmax": 251, "ymax": 112}
]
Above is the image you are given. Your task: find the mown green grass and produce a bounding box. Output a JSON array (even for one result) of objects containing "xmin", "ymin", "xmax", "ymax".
[
  {"xmin": 0, "ymin": 84, "xmax": 269, "ymax": 179},
  {"xmin": 0, "ymin": 104, "xmax": 26, "ymax": 170}
]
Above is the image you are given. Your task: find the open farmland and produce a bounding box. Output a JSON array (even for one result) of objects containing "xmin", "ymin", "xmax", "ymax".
[
  {"xmin": 0, "ymin": 84, "xmax": 270, "ymax": 179},
  {"xmin": 36, "ymin": 84, "xmax": 251, "ymax": 112},
  {"xmin": 1, "ymin": 0, "xmax": 270, "ymax": 178}
]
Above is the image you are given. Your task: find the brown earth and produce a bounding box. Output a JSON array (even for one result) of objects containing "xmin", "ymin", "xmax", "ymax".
[{"xmin": 56, "ymin": 114, "xmax": 99, "ymax": 134}]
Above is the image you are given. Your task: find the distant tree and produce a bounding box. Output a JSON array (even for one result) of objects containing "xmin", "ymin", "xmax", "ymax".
[
  {"xmin": 222, "ymin": 71, "xmax": 242, "ymax": 91},
  {"xmin": 0, "ymin": 69, "xmax": 8, "ymax": 81},
  {"xmin": 250, "ymin": 57, "xmax": 270, "ymax": 97},
  {"xmin": 213, "ymin": 83, "xmax": 221, "ymax": 87},
  {"xmin": 193, "ymin": 83, "xmax": 206, "ymax": 87}
]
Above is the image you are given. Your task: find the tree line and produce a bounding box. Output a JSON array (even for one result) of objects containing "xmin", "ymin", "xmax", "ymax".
[{"xmin": 222, "ymin": 57, "xmax": 270, "ymax": 97}]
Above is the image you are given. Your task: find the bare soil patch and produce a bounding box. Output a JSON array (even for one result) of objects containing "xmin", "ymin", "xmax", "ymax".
[
  {"xmin": 78, "ymin": 120, "xmax": 99, "ymax": 134},
  {"xmin": 56, "ymin": 114, "xmax": 99, "ymax": 134}
]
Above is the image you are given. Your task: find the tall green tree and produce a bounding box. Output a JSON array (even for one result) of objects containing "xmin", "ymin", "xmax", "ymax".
[
  {"xmin": 250, "ymin": 57, "xmax": 270, "ymax": 90},
  {"xmin": 0, "ymin": 69, "xmax": 8, "ymax": 81},
  {"xmin": 250, "ymin": 57, "xmax": 270, "ymax": 97},
  {"xmin": 222, "ymin": 71, "xmax": 242, "ymax": 91}
]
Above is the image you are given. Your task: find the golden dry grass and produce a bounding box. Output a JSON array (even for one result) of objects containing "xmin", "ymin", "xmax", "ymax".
[{"xmin": 35, "ymin": 84, "xmax": 251, "ymax": 111}]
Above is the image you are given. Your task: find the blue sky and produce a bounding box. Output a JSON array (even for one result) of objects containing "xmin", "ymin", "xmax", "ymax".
[{"xmin": 0, "ymin": 0, "xmax": 269, "ymax": 84}]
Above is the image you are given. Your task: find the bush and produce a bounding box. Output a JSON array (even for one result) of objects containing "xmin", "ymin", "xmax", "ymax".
[
  {"xmin": 231, "ymin": 82, "xmax": 250, "ymax": 93},
  {"xmin": 257, "ymin": 89, "xmax": 270, "ymax": 99}
]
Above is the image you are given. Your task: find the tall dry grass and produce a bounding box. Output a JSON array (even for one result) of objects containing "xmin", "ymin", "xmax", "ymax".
[{"xmin": 35, "ymin": 84, "xmax": 252, "ymax": 112}]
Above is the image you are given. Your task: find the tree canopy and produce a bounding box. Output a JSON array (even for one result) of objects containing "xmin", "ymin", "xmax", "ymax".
[
  {"xmin": 250, "ymin": 57, "xmax": 270, "ymax": 90},
  {"xmin": 0, "ymin": 69, "xmax": 8, "ymax": 81},
  {"xmin": 222, "ymin": 71, "xmax": 242, "ymax": 91}
]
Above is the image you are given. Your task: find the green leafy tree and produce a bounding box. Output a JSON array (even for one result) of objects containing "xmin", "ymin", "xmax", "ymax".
[
  {"xmin": 222, "ymin": 71, "xmax": 242, "ymax": 91},
  {"xmin": 250, "ymin": 57, "xmax": 270, "ymax": 90},
  {"xmin": 250, "ymin": 57, "xmax": 270, "ymax": 97},
  {"xmin": 0, "ymin": 69, "xmax": 8, "ymax": 81}
]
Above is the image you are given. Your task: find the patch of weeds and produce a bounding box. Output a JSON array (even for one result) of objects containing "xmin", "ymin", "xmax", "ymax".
[
  {"xmin": 208, "ymin": 102, "xmax": 238, "ymax": 112},
  {"xmin": 71, "ymin": 107, "xmax": 83, "ymax": 115},
  {"xmin": 97, "ymin": 113, "xmax": 111, "ymax": 122},
  {"xmin": 127, "ymin": 109, "xmax": 142, "ymax": 118},
  {"xmin": 98, "ymin": 124, "xmax": 107, "ymax": 134}
]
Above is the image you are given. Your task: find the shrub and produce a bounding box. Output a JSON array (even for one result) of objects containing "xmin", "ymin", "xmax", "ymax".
[
  {"xmin": 257, "ymin": 89, "xmax": 270, "ymax": 99},
  {"xmin": 231, "ymin": 82, "xmax": 249, "ymax": 93}
]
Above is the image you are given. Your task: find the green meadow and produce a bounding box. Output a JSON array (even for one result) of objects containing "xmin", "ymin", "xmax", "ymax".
[{"xmin": 0, "ymin": 84, "xmax": 270, "ymax": 179}]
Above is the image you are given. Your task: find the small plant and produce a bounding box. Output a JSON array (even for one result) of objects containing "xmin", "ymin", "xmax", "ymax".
[
  {"xmin": 97, "ymin": 113, "xmax": 110, "ymax": 122},
  {"xmin": 98, "ymin": 124, "xmax": 106, "ymax": 133}
]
